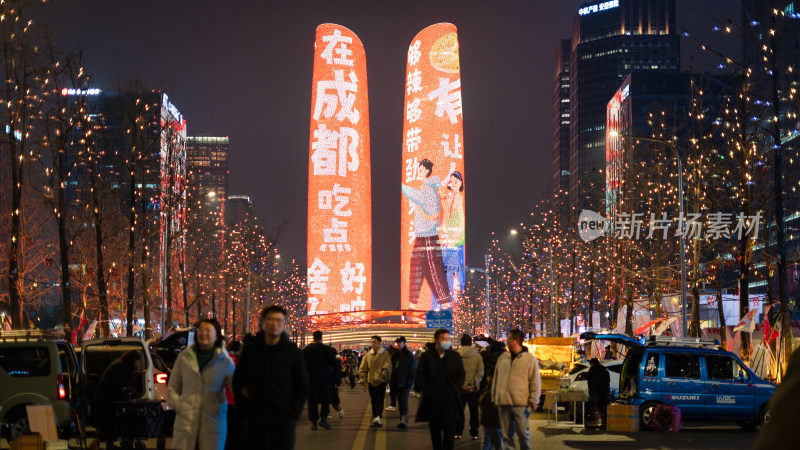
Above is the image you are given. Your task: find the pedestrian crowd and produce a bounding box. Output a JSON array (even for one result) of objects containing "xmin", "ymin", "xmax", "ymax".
[{"xmin": 156, "ymin": 303, "xmax": 541, "ymax": 449}]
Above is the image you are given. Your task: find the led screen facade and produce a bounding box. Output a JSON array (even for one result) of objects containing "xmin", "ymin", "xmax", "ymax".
[
  {"xmin": 308, "ymin": 24, "xmax": 371, "ymax": 314},
  {"xmin": 400, "ymin": 23, "xmax": 465, "ymax": 311}
]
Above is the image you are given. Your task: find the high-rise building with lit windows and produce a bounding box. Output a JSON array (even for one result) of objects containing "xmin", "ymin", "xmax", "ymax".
[
  {"xmin": 551, "ymin": 39, "xmax": 572, "ymax": 196},
  {"xmin": 187, "ymin": 136, "xmax": 229, "ymax": 220},
  {"xmin": 186, "ymin": 136, "xmax": 229, "ymax": 269},
  {"xmin": 567, "ymin": 0, "xmax": 680, "ymax": 211},
  {"xmin": 187, "ymin": 137, "xmax": 229, "ymax": 202}
]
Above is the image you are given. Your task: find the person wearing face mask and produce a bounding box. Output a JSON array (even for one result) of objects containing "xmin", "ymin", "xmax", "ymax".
[
  {"xmin": 168, "ymin": 319, "xmax": 235, "ymax": 450},
  {"xmin": 415, "ymin": 329, "xmax": 466, "ymax": 450}
]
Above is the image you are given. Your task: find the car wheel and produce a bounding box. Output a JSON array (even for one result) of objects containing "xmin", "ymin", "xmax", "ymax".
[
  {"xmin": 759, "ymin": 405, "xmax": 771, "ymax": 427},
  {"xmin": 639, "ymin": 402, "xmax": 660, "ymax": 430},
  {"xmin": 7, "ymin": 413, "xmax": 30, "ymax": 441}
]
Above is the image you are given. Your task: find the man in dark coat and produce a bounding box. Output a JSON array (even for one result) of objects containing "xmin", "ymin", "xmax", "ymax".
[
  {"xmin": 415, "ymin": 329, "xmax": 466, "ymax": 450},
  {"xmin": 89, "ymin": 350, "xmax": 140, "ymax": 449},
  {"xmin": 482, "ymin": 338, "xmax": 506, "ymax": 386},
  {"xmin": 234, "ymin": 305, "xmax": 309, "ymax": 449},
  {"xmin": 390, "ymin": 336, "xmax": 417, "ymax": 429},
  {"xmin": 586, "ymin": 358, "xmax": 610, "ymax": 427},
  {"xmin": 303, "ymin": 330, "xmax": 338, "ymax": 430},
  {"xmin": 329, "ymin": 353, "xmax": 345, "ymax": 418}
]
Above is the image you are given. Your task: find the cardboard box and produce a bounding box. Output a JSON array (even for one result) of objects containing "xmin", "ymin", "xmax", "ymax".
[
  {"xmin": 606, "ymin": 404, "xmax": 639, "ymax": 432},
  {"xmin": 9, "ymin": 433, "xmax": 42, "ymax": 450}
]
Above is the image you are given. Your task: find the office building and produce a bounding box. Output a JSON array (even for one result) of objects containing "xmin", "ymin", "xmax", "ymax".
[
  {"xmin": 186, "ymin": 136, "xmax": 229, "ymax": 275},
  {"xmin": 187, "ymin": 136, "xmax": 229, "ymax": 206},
  {"xmin": 64, "ymin": 89, "xmax": 187, "ymax": 327},
  {"xmin": 226, "ymin": 195, "xmax": 254, "ymax": 231},
  {"xmin": 551, "ymin": 39, "xmax": 572, "ymax": 196},
  {"xmin": 568, "ymin": 0, "xmax": 680, "ymax": 211}
]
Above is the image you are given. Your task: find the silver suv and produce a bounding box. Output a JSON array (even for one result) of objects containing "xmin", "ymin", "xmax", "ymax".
[{"xmin": 0, "ymin": 331, "xmax": 80, "ymax": 440}]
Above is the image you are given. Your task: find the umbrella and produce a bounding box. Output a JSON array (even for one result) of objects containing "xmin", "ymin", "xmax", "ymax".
[
  {"xmin": 634, "ymin": 318, "xmax": 667, "ymax": 336},
  {"xmin": 652, "ymin": 317, "xmax": 678, "ymax": 336}
]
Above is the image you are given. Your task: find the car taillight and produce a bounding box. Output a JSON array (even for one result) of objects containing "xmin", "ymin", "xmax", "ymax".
[
  {"xmin": 155, "ymin": 373, "xmax": 168, "ymax": 384},
  {"xmin": 57, "ymin": 374, "xmax": 67, "ymax": 400}
]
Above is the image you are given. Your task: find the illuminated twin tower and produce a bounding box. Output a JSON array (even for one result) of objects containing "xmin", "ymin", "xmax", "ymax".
[{"xmin": 307, "ymin": 23, "xmax": 466, "ymax": 316}]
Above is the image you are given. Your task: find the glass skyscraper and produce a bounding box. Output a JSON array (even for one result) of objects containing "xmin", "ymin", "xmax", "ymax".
[
  {"xmin": 551, "ymin": 39, "xmax": 572, "ymax": 196},
  {"xmin": 567, "ymin": 0, "xmax": 680, "ymax": 211}
]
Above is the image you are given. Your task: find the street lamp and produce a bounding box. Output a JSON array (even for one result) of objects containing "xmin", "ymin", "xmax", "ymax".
[{"xmin": 608, "ymin": 130, "xmax": 687, "ymax": 336}]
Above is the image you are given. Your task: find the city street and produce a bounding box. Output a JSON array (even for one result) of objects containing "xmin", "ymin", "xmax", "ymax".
[
  {"xmin": 0, "ymin": 382, "xmax": 761, "ymax": 450},
  {"xmin": 0, "ymin": 1, "xmax": 795, "ymax": 449},
  {"xmin": 294, "ymin": 387, "xmax": 758, "ymax": 450}
]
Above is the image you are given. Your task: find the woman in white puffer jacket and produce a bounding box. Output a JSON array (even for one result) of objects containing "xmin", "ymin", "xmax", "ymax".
[{"xmin": 168, "ymin": 319, "xmax": 235, "ymax": 450}]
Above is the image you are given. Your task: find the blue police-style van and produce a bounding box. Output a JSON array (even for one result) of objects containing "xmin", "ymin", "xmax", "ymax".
[{"xmin": 580, "ymin": 332, "xmax": 775, "ymax": 429}]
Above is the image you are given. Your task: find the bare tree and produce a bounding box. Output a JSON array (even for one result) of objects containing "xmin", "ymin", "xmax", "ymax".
[
  {"xmin": 37, "ymin": 44, "xmax": 92, "ymax": 334},
  {"xmin": 1, "ymin": 0, "xmax": 47, "ymax": 328}
]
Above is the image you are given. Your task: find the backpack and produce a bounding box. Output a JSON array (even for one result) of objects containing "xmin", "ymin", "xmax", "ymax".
[{"xmin": 652, "ymin": 404, "xmax": 682, "ymax": 432}]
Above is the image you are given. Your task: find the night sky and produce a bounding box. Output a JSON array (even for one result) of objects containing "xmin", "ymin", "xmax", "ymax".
[{"xmin": 34, "ymin": 0, "xmax": 737, "ymax": 309}]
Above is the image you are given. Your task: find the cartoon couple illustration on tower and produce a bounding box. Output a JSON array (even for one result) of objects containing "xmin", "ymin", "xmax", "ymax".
[{"xmin": 402, "ymin": 158, "xmax": 465, "ymax": 311}]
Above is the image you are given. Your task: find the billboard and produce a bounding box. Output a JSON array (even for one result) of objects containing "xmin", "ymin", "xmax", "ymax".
[
  {"xmin": 400, "ymin": 23, "xmax": 465, "ymax": 311},
  {"xmin": 308, "ymin": 24, "xmax": 371, "ymax": 314}
]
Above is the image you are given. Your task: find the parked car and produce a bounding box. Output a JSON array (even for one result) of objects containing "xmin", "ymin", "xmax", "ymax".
[
  {"xmin": 0, "ymin": 331, "xmax": 80, "ymax": 440},
  {"xmin": 569, "ymin": 359, "xmax": 623, "ymax": 398},
  {"xmin": 81, "ymin": 337, "xmax": 157, "ymax": 404},
  {"xmin": 581, "ymin": 332, "xmax": 775, "ymax": 430},
  {"xmin": 147, "ymin": 328, "xmax": 196, "ymax": 401}
]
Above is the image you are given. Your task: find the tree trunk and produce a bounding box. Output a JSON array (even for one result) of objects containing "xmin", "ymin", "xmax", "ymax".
[
  {"xmin": 611, "ymin": 259, "xmax": 623, "ymax": 331},
  {"xmin": 569, "ymin": 250, "xmax": 576, "ymax": 336},
  {"xmin": 211, "ymin": 280, "xmax": 216, "ymax": 319},
  {"xmin": 589, "ymin": 259, "xmax": 596, "ymax": 328},
  {"xmin": 7, "ymin": 133, "xmax": 24, "ymax": 328},
  {"xmin": 165, "ymin": 221, "xmax": 173, "ymax": 328},
  {"xmin": 232, "ymin": 295, "xmax": 237, "ymax": 339},
  {"xmin": 140, "ymin": 229, "xmax": 152, "ymax": 340},
  {"xmin": 56, "ymin": 163, "xmax": 73, "ymax": 334},
  {"xmin": 690, "ymin": 281, "xmax": 701, "ymax": 338},
  {"xmin": 715, "ymin": 262, "xmax": 727, "ymax": 350},
  {"xmin": 739, "ymin": 238, "xmax": 751, "ymax": 362},
  {"xmin": 765, "ymin": 258, "xmax": 779, "ymax": 358},
  {"xmin": 197, "ymin": 279, "xmax": 202, "ymax": 322},
  {"xmin": 625, "ymin": 281, "xmax": 634, "ymax": 336},
  {"xmin": 223, "ymin": 275, "xmax": 230, "ymax": 335},
  {"xmin": 529, "ymin": 289, "xmax": 534, "ymax": 338},
  {"xmin": 653, "ymin": 268, "xmax": 664, "ymax": 322},
  {"xmin": 181, "ymin": 259, "xmax": 189, "ymax": 326},
  {"xmin": 689, "ymin": 240, "xmax": 702, "ymax": 338},
  {"xmin": 653, "ymin": 249, "xmax": 664, "ymax": 318},
  {"xmin": 3, "ymin": 8, "xmax": 28, "ymax": 330},
  {"xmin": 125, "ymin": 173, "xmax": 136, "ymax": 336},
  {"xmin": 91, "ymin": 185, "xmax": 110, "ymax": 338}
]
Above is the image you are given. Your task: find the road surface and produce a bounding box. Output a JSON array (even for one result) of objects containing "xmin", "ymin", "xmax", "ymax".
[{"xmin": 0, "ymin": 386, "xmax": 760, "ymax": 449}]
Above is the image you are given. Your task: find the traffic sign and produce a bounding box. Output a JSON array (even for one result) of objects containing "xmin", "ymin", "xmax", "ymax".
[{"xmin": 425, "ymin": 310, "xmax": 453, "ymax": 330}]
